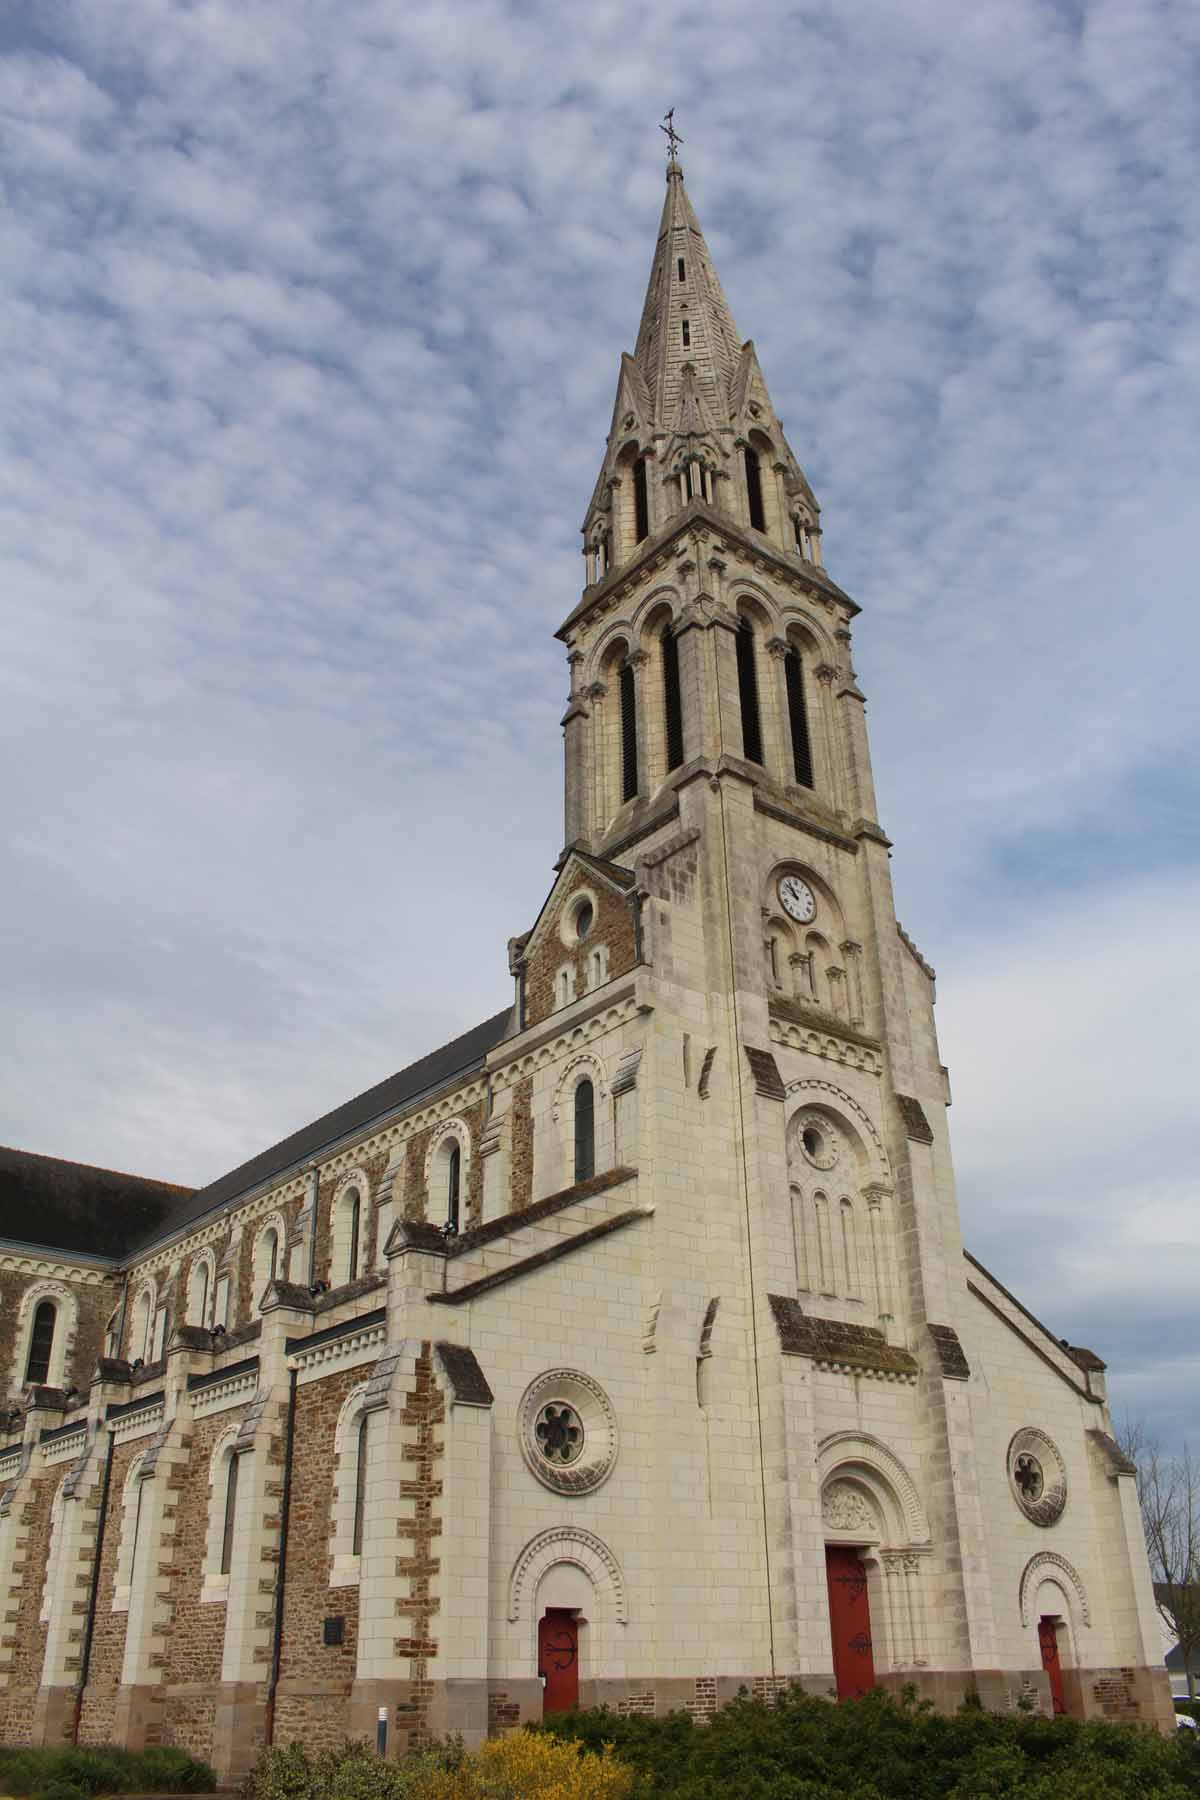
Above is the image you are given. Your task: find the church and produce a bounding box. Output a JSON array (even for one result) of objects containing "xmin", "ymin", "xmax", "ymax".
[{"xmin": 0, "ymin": 152, "xmax": 1172, "ymax": 1778}]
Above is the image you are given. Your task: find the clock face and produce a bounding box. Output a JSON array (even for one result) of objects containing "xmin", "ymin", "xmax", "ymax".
[{"xmin": 778, "ymin": 875, "xmax": 816, "ymax": 923}]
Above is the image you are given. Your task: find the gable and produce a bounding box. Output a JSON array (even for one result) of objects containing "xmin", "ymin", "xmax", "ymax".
[{"xmin": 519, "ymin": 853, "xmax": 639, "ymax": 1030}]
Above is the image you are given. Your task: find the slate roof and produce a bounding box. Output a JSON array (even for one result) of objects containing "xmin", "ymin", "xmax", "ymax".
[
  {"xmin": 140, "ymin": 1006, "xmax": 514, "ymax": 1250},
  {"xmin": 0, "ymin": 1145, "xmax": 192, "ymax": 1261}
]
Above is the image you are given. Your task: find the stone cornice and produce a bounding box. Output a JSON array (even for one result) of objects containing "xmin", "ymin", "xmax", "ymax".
[
  {"xmin": 752, "ymin": 791, "xmax": 861, "ymax": 854},
  {"xmin": 768, "ymin": 1010, "xmax": 883, "ymax": 1076},
  {"xmin": 0, "ymin": 1247, "xmax": 116, "ymax": 1283},
  {"xmin": 485, "ymin": 983, "xmax": 643, "ymax": 1085}
]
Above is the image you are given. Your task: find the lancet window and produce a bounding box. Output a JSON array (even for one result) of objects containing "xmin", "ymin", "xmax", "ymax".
[
  {"xmin": 25, "ymin": 1300, "xmax": 56, "ymax": 1387},
  {"xmin": 736, "ymin": 618, "xmax": 764, "ymax": 765},
  {"xmin": 785, "ymin": 648, "xmax": 815, "ymax": 789},
  {"xmin": 619, "ymin": 661, "xmax": 639, "ymax": 801},
  {"xmin": 744, "ymin": 445, "xmax": 766, "ymax": 532},
  {"xmin": 574, "ymin": 1079, "xmax": 595, "ymax": 1184},
  {"xmin": 662, "ymin": 624, "xmax": 684, "ymax": 771}
]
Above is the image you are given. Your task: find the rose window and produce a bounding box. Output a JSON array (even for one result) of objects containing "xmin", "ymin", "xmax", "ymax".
[
  {"xmin": 1014, "ymin": 1454, "xmax": 1044, "ymax": 1502},
  {"xmin": 1008, "ymin": 1428, "xmax": 1067, "ymax": 1526},
  {"xmin": 535, "ymin": 1402, "xmax": 584, "ymax": 1467},
  {"xmin": 519, "ymin": 1370, "xmax": 618, "ymax": 1495}
]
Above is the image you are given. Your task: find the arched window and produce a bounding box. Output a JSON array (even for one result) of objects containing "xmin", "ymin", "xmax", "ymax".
[
  {"xmin": 347, "ymin": 1189, "xmax": 361, "ymax": 1282},
  {"xmin": 253, "ymin": 1222, "xmax": 281, "ymax": 1311},
  {"xmin": 736, "ymin": 618, "xmax": 764, "ymax": 765},
  {"xmin": 187, "ymin": 1257, "xmax": 211, "ymax": 1328},
  {"xmin": 25, "ymin": 1300, "xmax": 56, "ymax": 1387},
  {"xmin": 785, "ymin": 648, "xmax": 815, "ymax": 789},
  {"xmin": 619, "ymin": 662, "xmax": 638, "ymax": 801},
  {"xmin": 220, "ymin": 1452, "xmax": 240, "ymax": 1577},
  {"xmin": 352, "ymin": 1413, "xmax": 370, "ymax": 1557},
  {"xmin": 662, "ymin": 624, "xmax": 684, "ymax": 771},
  {"xmin": 446, "ymin": 1144, "xmax": 461, "ymax": 1233},
  {"xmin": 574, "ymin": 1079, "xmax": 595, "ymax": 1184},
  {"xmin": 744, "ymin": 445, "xmax": 766, "ymax": 532},
  {"xmin": 840, "ymin": 1200, "xmax": 860, "ymax": 1299},
  {"xmin": 132, "ymin": 1288, "xmax": 152, "ymax": 1363},
  {"xmin": 633, "ymin": 457, "xmax": 649, "ymax": 542}
]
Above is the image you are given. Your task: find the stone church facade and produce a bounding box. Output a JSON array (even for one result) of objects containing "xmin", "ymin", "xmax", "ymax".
[{"xmin": 0, "ymin": 157, "xmax": 1171, "ymax": 1776}]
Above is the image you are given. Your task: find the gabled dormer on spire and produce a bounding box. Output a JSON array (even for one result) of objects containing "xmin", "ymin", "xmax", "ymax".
[{"xmin": 581, "ymin": 157, "xmax": 826, "ymax": 585}]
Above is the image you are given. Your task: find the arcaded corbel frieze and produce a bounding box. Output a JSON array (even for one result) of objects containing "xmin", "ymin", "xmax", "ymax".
[{"xmin": 0, "ymin": 1251, "xmax": 112, "ymax": 1286}]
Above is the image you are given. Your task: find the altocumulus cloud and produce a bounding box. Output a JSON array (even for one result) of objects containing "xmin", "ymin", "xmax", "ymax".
[{"xmin": 1, "ymin": 0, "xmax": 1197, "ymax": 1446}]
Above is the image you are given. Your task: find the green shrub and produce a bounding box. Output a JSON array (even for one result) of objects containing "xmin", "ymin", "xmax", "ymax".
[
  {"xmin": 31, "ymin": 1782, "xmax": 89, "ymax": 1800},
  {"xmin": 0, "ymin": 1742, "xmax": 213, "ymax": 1799},
  {"xmin": 539, "ymin": 1687, "xmax": 1200, "ymax": 1799},
  {"xmin": 238, "ymin": 1737, "xmax": 463, "ymax": 1800}
]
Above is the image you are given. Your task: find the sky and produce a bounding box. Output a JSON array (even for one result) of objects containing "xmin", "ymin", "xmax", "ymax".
[{"xmin": 2, "ymin": 0, "xmax": 1197, "ymax": 1451}]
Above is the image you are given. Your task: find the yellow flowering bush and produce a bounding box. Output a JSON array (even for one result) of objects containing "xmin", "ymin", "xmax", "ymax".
[{"xmin": 411, "ymin": 1729, "xmax": 634, "ymax": 1800}]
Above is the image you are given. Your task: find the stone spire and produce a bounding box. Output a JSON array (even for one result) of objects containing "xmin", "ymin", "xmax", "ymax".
[
  {"xmin": 631, "ymin": 159, "xmax": 744, "ymax": 430},
  {"xmin": 579, "ymin": 156, "xmax": 823, "ymax": 588}
]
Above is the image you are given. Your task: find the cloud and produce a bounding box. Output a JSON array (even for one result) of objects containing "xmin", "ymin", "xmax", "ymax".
[{"xmin": 1, "ymin": 0, "xmax": 1197, "ymax": 1444}]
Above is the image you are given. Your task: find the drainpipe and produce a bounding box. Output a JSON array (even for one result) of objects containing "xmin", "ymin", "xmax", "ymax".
[
  {"xmin": 74, "ymin": 1426, "xmax": 116, "ymax": 1742},
  {"xmin": 263, "ymin": 1368, "xmax": 298, "ymax": 1748}
]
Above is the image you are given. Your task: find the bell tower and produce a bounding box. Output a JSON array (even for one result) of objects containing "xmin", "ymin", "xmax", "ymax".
[
  {"xmin": 554, "ymin": 155, "xmax": 973, "ymax": 1683},
  {"xmin": 558, "ymin": 149, "xmax": 878, "ymax": 878}
]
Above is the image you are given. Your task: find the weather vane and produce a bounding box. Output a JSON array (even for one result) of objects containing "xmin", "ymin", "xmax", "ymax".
[{"xmin": 660, "ymin": 109, "xmax": 684, "ymax": 161}]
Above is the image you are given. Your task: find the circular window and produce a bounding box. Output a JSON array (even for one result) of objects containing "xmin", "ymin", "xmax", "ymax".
[
  {"xmin": 575, "ymin": 901, "xmax": 594, "ymax": 941},
  {"xmin": 534, "ymin": 1401, "xmax": 584, "ymax": 1467},
  {"xmin": 519, "ymin": 1370, "xmax": 618, "ymax": 1496},
  {"xmin": 796, "ymin": 1113, "xmax": 839, "ymax": 1171},
  {"xmin": 1008, "ymin": 1428, "xmax": 1067, "ymax": 1526}
]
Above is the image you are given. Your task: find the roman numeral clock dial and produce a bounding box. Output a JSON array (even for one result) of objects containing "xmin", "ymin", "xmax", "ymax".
[{"xmin": 778, "ymin": 875, "xmax": 816, "ymax": 923}]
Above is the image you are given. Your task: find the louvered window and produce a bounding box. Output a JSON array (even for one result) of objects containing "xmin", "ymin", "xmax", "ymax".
[
  {"xmin": 745, "ymin": 446, "xmax": 766, "ymax": 532},
  {"xmin": 25, "ymin": 1300, "xmax": 56, "ymax": 1386},
  {"xmin": 620, "ymin": 662, "xmax": 638, "ymax": 801},
  {"xmin": 736, "ymin": 620, "xmax": 764, "ymax": 765},
  {"xmin": 785, "ymin": 649, "xmax": 815, "ymax": 788},
  {"xmin": 633, "ymin": 457, "xmax": 649, "ymax": 542},
  {"xmin": 663, "ymin": 626, "xmax": 684, "ymax": 771},
  {"xmin": 574, "ymin": 1080, "xmax": 595, "ymax": 1184}
]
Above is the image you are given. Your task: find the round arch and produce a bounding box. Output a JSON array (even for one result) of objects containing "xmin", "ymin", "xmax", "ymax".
[
  {"xmin": 1019, "ymin": 1551, "xmax": 1091, "ymax": 1631},
  {"xmin": 508, "ymin": 1525, "xmax": 626, "ymax": 1624},
  {"xmin": 818, "ymin": 1431, "xmax": 930, "ymax": 1546},
  {"xmin": 10, "ymin": 1279, "xmax": 79, "ymax": 1393}
]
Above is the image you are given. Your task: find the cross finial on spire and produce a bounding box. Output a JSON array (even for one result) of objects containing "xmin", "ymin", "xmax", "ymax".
[{"xmin": 660, "ymin": 108, "xmax": 684, "ymax": 163}]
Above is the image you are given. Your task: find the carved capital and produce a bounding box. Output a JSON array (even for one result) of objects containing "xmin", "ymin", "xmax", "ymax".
[
  {"xmin": 583, "ymin": 680, "xmax": 607, "ymax": 701},
  {"xmin": 815, "ymin": 662, "xmax": 837, "ymax": 685},
  {"xmin": 765, "ymin": 635, "xmax": 789, "ymax": 661},
  {"xmin": 840, "ymin": 939, "xmax": 863, "ymax": 958},
  {"xmin": 625, "ymin": 648, "xmax": 650, "ymax": 669}
]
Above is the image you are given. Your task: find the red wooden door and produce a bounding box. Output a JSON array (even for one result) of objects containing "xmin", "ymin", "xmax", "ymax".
[
  {"xmin": 1039, "ymin": 1617, "xmax": 1066, "ymax": 1715},
  {"xmin": 825, "ymin": 1545, "xmax": 876, "ymax": 1700},
  {"xmin": 538, "ymin": 1609, "xmax": 579, "ymax": 1713}
]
